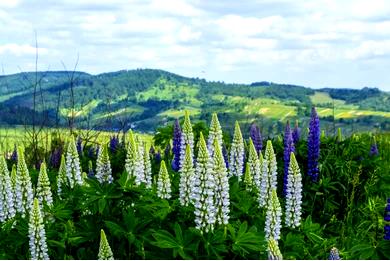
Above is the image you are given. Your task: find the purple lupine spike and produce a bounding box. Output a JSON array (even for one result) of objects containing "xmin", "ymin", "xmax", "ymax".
[
  {"xmin": 384, "ymin": 225, "xmax": 390, "ymax": 240},
  {"xmin": 308, "ymin": 107, "xmax": 320, "ymax": 182},
  {"xmin": 328, "ymin": 247, "xmax": 341, "ymax": 260},
  {"xmin": 50, "ymin": 147, "xmax": 62, "ymax": 169},
  {"xmin": 109, "ymin": 135, "xmax": 120, "ymax": 153},
  {"xmin": 11, "ymin": 144, "xmax": 18, "ymax": 161},
  {"xmin": 250, "ymin": 123, "xmax": 262, "ymax": 154},
  {"xmin": 222, "ymin": 143, "xmax": 229, "ymax": 169},
  {"xmin": 149, "ymin": 145, "xmax": 156, "ymax": 156},
  {"xmin": 370, "ymin": 137, "xmax": 379, "ymax": 156},
  {"xmin": 283, "ymin": 120, "xmax": 295, "ymax": 195},
  {"xmin": 171, "ymin": 119, "xmax": 182, "ymax": 171},
  {"xmin": 385, "ymin": 198, "xmax": 390, "ymax": 222},
  {"xmin": 155, "ymin": 150, "xmax": 162, "ymax": 163},
  {"xmin": 88, "ymin": 146, "xmax": 96, "ymax": 158},
  {"xmin": 76, "ymin": 136, "xmax": 83, "ymax": 156},
  {"xmin": 164, "ymin": 143, "xmax": 171, "ymax": 159},
  {"xmin": 88, "ymin": 160, "xmax": 94, "ymax": 178},
  {"xmin": 292, "ymin": 120, "xmax": 301, "ymax": 145}
]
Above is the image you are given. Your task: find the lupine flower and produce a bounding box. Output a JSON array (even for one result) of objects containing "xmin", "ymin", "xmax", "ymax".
[
  {"xmin": 254, "ymin": 151, "xmax": 264, "ymax": 193},
  {"xmin": 328, "ymin": 247, "xmax": 341, "ymax": 260},
  {"xmin": 283, "ymin": 121, "xmax": 295, "ymax": 196},
  {"xmin": 172, "ymin": 119, "xmax": 182, "ymax": 171},
  {"xmin": 36, "ymin": 162, "xmax": 53, "ymax": 208},
  {"xmin": 370, "ymin": 136, "xmax": 379, "ymax": 156},
  {"xmin": 0, "ymin": 155, "xmax": 15, "ymax": 221},
  {"xmin": 222, "ymin": 144, "xmax": 229, "ymax": 169},
  {"xmin": 267, "ymin": 237, "xmax": 283, "ymax": 260},
  {"xmin": 57, "ymin": 155, "xmax": 67, "ymax": 196},
  {"xmin": 11, "ymin": 145, "xmax": 17, "ymax": 161},
  {"xmin": 125, "ymin": 130, "xmax": 142, "ymax": 185},
  {"xmin": 243, "ymin": 163, "xmax": 253, "ymax": 191},
  {"xmin": 76, "ymin": 136, "xmax": 83, "ymax": 156},
  {"xmin": 98, "ymin": 229, "xmax": 114, "ymax": 260},
  {"xmin": 259, "ymin": 141, "xmax": 277, "ymax": 208},
  {"xmin": 88, "ymin": 160, "xmax": 94, "ymax": 178},
  {"xmin": 28, "ymin": 198, "xmax": 49, "ymax": 260},
  {"xmin": 10, "ymin": 164, "xmax": 17, "ymax": 209},
  {"xmin": 149, "ymin": 145, "xmax": 155, "ymax": 156},
  {"xmin": 285, "ymin": 153, "xmax": 302, "ymax": 228},
  {"xmin": 246, "ymin": 138, "xmax": 260, "ymax": 191},
  {"xmin": 157, "ymin": 160, "xmax": 171, "ymax": 199},
  {"xmin": 207, "ymin": 113, "xmax": 224, "ymax": 157},
  {"xmin": 308, "ymin": 107, "xmax": 320, "ymax": 182},
  {"xmin": 265, "ymin": 189, "xmax": 282, "ymax": 241},
  {"xmin": 384, "ymin": 225, "xmax": 390, "ymax": 241},
  {"xmin": 229, "ymin": 121, "xmax": 245, "ymax": 181},
  {"xmin": 15, "ymin": 147, "xmax": 33, "ymax": 217},
  {"xmin": 292, "ymin": 120, "xmax": 300, "ymax": 145},
  {"xmin": 136, "ymin": 137, "xmax": 146, "ymax": 185},
  {"xmin": 179, "ymin": 144, "xmax": 195, "ymax": 206},
  {"xmin": 109, "ymin": 135, "xmax": 120, "ymax": 153},
  {"xmin": 250, "ymin": 122, "xmax": 262, "ymax": 154},
  {"xmin": 179, "ymin": 110, "xmax": 194, "ymax": 170},
  {"xmin": 211, "ymin": 138, "xmax": 230, "ymax": 226},
  {"xmin": 192, "ymin": 132, "xmax": 215, "ymax": 233},
  {"xmin": 384, "ymin": 198, "xmax": 390, "ymax": 221},
  {"xmin": 49, "ymin": 147, "xmax": 62, "ymax": 169},
  {"xmin": 143, "ymin": 143, "xmax": 152, "ymax": 188},
  {"xmin": 96, "ymin": 144, "xmax": 113, "ymax": 184},
  {"xmin": 88, "ymin": 146, "xmax": 96, "ymax": 158},
  {"xmin": 66, "ymin": 136, "xmax": 83, "ymax": 188},
  {"xmin": 155, "ymin": 151, "xmax": 162, "ymax": 163}
]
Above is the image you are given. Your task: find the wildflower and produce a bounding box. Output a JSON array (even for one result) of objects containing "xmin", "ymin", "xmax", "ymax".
[
  {"xmin": 98, "ymin": 229, "xmax": 114, "ymax": 260},
  {"xmin": 222, "ymin": 144, "xmax": 229, "ymax": 169},
  {"xmin": 15, "ymin": 147, "xmax": 33, "ymax": 217},
  {"xmin": 136, "ymin": 137, "xmax": 146, "ymax": 185},
  {"xmin": 88, "ymin": 160, "xmax": 94, "ymax": 178},
  {"xmin": 172, "ymin": 119, "xmax": 182, "ymax": 171},
  {"xmin": 11, "ymin": 144, "xmax": 17, "ymax": 161},
  {"xmin": 0, "ymin": 155, "xmax": 15, "ymax": 221},
  {"xmin": 250, "ymin": 122, "xmax": 262, "ymax": 154},
  {"xmin": 246, "ymin": 138, "xmax": 260, "ymax": 190},
  {"xmin": 109, "ymin": 135, "xmax": 120, "ymax": 153},
  {"xmin": 259, "ymin": 141, "xmax": 277, "ymax": 208},
  {"xmin": 179, "ymin": 144, "xmax": 195, "ymax": 206},
  {"xmin": 229, "ymin": 121, "xmax": 245, "ymax": 181},
  {"xmin": 385, "ymin": 198, "xmax": 390, "ymax": 221},
  {"xmin": 292, "ymin": 120, "xmax": 300, "ymax": 145},
  {"xmin": 192, "ymin": 133, "xmax": 215, "ymax": 233},
  {"xmin": 155, "ymin": 150, "xmax": 162, "ymax": 163},
  {"xmin": 283, "ymin": 121, "xmax": 295, "ymax": 196},
  {"xmin": 49, "ymin": 147, "xmax": 62, "ymax": 169},
  {"xmin": 267, "ymin": 237, "xmax": 283, "ymax": 260},
  {"xmin": 10, "ymin": 164, "xmax": 17, "ymax": 207},
  {"xmin": 57, "ymin": 155, "xmax": 67, "ymax": 195},
  {"xmin": 370, "ymin": 136, "xmax": 379, "ymax": 156},
  {"xmin": 254, "ymin": 151, "xmax": 264, "ymax": 192},
  {"xmin": 384, "ymin": 225, "xmax": 390, "ymax": 241},
  {"xmin": 328, "ymin": 247, "xmax": 341, "ymax": 260},
  {"xmin": 265, "ymin": 189, "xmax": 282, "ymax": 241},
  {"xmin": 285, "ymin": 153, "xmax": 302, "ymax": 228},
  {"xmin": 207, "ymin": 113, "xmax": 224, "ymax": 157},
  {"xmin": 157, "ymin": 160, "xmax": 171, "ymax": 199},
  {"xmin": 76, "ymin": 136, "xmax": 83, "ymax": 156},
  {"xmin": 179, "ymin": 110, "xmax": 194, "ymax": 170},
  {"xmin": 88, "ymin": 146, "xmax": 96, "ymax": 158},
  {"xmin": 66, "ymin": 136, "xmax": 83, "ymax": 188},
  {"xmin": 308, "ymin": 107, "xmax": 320, "ymax": 182},
  {"xmin": 125, "ymin": 130, "xmax": 141, "ymax": 185},
  {"xmin": 143, "ymin": 143, "xmax": 152, "ymax": 188},
  {"xmin": 36, "ymin": 162, "xmax": 53, "ymax": 208},
  {"xmin": 149, "ymin": 145, "xmax": 155, "ymax": 156},
  {"xmin": 28, "ymin": 198, "xmax": 49, "ymax": 260},
  {"xmin": 96, "ymin": 144, "xmax": 113, "ymax": 184},
  {"xmin": 211, "ymin": 138, "xmax": 230, "ymax": 226}
]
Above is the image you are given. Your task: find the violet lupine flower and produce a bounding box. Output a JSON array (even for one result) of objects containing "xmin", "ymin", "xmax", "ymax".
[
  {"xmin": 172, "ymin": 119, "xmax": 182, "ymax": 172},
  {"xmin": 88, "ymin": 146, "xmax": 95, "ymax": 158},
  {"xmin": 76, "ymin": 136, "xmax": 83, "ymax": 156},
  {"xmin": 155, "ymin": 150, "xmax": 162, "ymax": 163},
  {"xmin": 283, "ymin": 121, "xmax": 295, "ymax": 196},
  {"xmin": 11, "ymin": 145, "xmax": 18, "ymax": 161},
  {"xmin": 370, "ymin": 136, "xmax": 379, "ymax": 156},
  {"xmin": 292, "ymin": 120, "xmax": 300, "ymax": 145},
  {"xmin": 384, "ymin": 198, "xmax": 390, "ymax": 240},
  {"xmin": 250, "ymin": 123, "xmax": 262, "ymax": 154},
  {"xmin": 109, "ymin": 135, "xmax": 120, "ymax": 153},
  {"xmin": 328, "ymin": 247, "xmax": 341, "ymax": 260},
  {"xmin": 307, "ymin": 107, "xmax": 320, "ymax": 182},
  {"xmin": 385, "ymin": 225, "xmax": 390, "ymax": 240},
  {"xmin": 50, "ymin": 147, "xmax": 62, "ymax": 169},
  {"xmin": 222, "ymin": 144, "xmax": 229, "ymax": 169}
]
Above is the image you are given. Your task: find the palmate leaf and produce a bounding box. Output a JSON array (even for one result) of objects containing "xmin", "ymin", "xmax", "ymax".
[
  {"xmin": 199, "ymin": 228, "xmax": 228, "ymax": 259},
  {"xmin": 228, "ymin": 221, "xmax": 266, "ymax": 256}
]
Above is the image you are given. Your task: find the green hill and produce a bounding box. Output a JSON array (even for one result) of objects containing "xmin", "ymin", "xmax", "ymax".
[{"xmin": 0, "ymin": 69, "xmax": 389, "ymax": 134}]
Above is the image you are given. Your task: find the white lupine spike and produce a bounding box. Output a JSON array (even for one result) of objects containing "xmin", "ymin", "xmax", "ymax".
[
  {"xmin": 65, "ymin": 136, "xmax": 83, "ymax": 188},
  {"xmin": 15, "ymin": 147, "xmax": 33, "ymax": 217},
  {"xmin": 267, "ymin": 237, "xmax": 283, "ymax": 260},
  {"xmin": 254, "ymin": 151, "xmax": 264, "ymax": 191},
  {"xmin": 28, "ymin": 198, "xmax": 49, "ymax": 260},
  {"xmin": 0, "ymin": 155, "xmax": 15, "ymax": 221},
  {"xmin": 36, "ymin": 162, "xmax": 53, "ymax": 208},
  {"xmin": 229, "ymin": 121, "xmax": 245, "ymax": 181},
  {"xmin": 265, "ymin": 189, "xmax": 282, "ymax": 241},
  {"xmin": 57, "ymin": 155, "xmax": 67, "ymax": 196},
  {"xmin": 207, "ymin": 113, "xmax": 224, "ymax": 157},
  {"xmin": 192, "ymin": 133, "xmax": 216, "ymax": 233},
  {"xmin": 179, "ymin": 144, "xmax": 195, "ymax": 206},
  {"xmin": 246, "ymin": 138, "xmax": 260, "ymax": 191},
  {"xmin": 95, "ymin": 144, "xmax": 113, "ymax": 184},
  {"xmin": 135, "ymin": 137, "xmax": 146, "ymax": 185},
  {"xmin": 285, "ymin": 152, "xmax": 303, "ymax": 228},
  {"xmin": 179, "ymin": 110, "xmax": 194, "ymax": 170},
  {"xmin": 259, "ymin": 141, "xmax": 277, "ymax": 208},
  {"xmin": 10, "ymin": 164, "xmax": 17, "ymax": 211},
  {"xmin": 143, "ymin": 143, "xmax": 152, "ymax": 189},
  {"xmin": 98, "ymin": 229, "xmax": 114, "ymax": 260},
  {"xmin": 211, "ymin": 138, "xmax": 230, "ymax": 226},
  {"xmin": 157, "ymin": 160, "xmax": 171, "ymax": 199},
  {"xmin": 125, "ymin": 130, "xmax": 141, "ymax": 185}
]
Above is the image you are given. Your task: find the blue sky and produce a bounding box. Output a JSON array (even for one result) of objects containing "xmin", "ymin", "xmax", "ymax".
[{"xmin": 1, "ymin": 0, "xmax": 390, "ymax": 90}]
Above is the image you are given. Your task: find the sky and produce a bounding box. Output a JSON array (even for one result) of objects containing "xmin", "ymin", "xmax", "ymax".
[{"xmin": 1, "ymin": 0, "xmax": 390, "ymax": 91}]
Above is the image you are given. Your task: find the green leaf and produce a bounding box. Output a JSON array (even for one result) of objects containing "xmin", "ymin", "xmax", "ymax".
[{"xmin": 98, "ymin": 198, "xmax": 107, "ymax": 214}]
